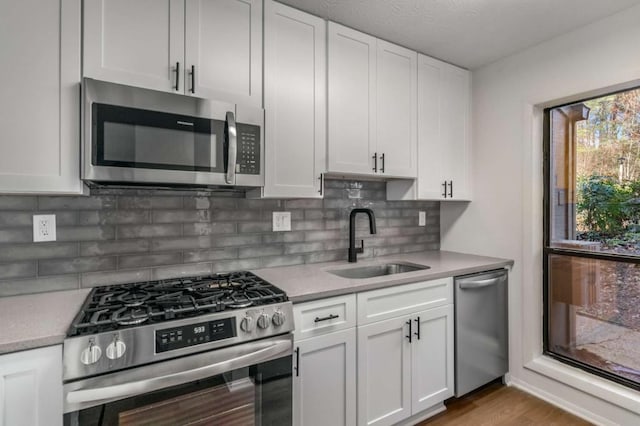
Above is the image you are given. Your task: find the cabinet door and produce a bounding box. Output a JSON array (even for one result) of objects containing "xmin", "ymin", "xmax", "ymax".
[
  {"xmin": 0, "ymin": 0, "xmax": 82, "ymax": 194},
  {"xmin": 396, "ymin": 54, "xmax": 472, "ymax": 201},
  {"xmin": 441, "ymin": 64, "xmax": 471, "ymax": 200},
  {"xmin": 411, "ymin": 305, "xmax": 454, "ymax": 414},
  {"xmin": 376, "ymin": 40, "xmax": 417, "ymax": 178},
  {"xmin": 185, "ymin": 0, "xmax": 262, "ymax": 106},
  {"xmin": 0, "ymin": 345, "xmax": 63, "ymax": 426},
  {"xmin": 328, "ymin": 23, "xmax": 377, "ymax": 175},
  {"xmin": 416, "ymin": 54, "xmax": 446, "ymax": 199},
  {"xmin": 84, "ymin": 0, "xmax": 185, "ymax": 93},
  {"xmin": 262, "ymin": 1, "xmax": 326, "ymax": 198},
  {"xmin": 357, "ymin": 316, "xmax": 412, "ymax": 426},
  {"xmin": 294, "ymin": 329, "xmax": 356, "ymax": 426}
]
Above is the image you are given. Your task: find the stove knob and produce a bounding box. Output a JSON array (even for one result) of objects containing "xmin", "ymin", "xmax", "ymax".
[
  {"xmin": 80, "ymin": 341, "xmax": 102, "ymax": 365},
  {"xmin": 272, "ymin": 311, "xmax": 286, "ymax": 327},
  {"xmin": 240, "ymin": 316, "xmax": 254, "ymax": 333},
  {"xmin": 106, "ymin": 336, "xmax": 127, "ymax": 360},
  {"xmin": 257, "ymin": 313, "xmax": 270, "ymax": 329}
]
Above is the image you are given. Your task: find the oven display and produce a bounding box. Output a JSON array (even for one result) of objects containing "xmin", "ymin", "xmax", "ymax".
[{"xmin": 155, "ymin": 318, "xmax": 236, "ymax": 353}]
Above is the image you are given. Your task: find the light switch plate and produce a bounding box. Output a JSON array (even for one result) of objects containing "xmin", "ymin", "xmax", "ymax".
[
  {"xmin": 418, "ymin": 211, "xmax": 426, "ymax": 227},
  {"xmin": 33, "ymin": 214, "xmax": 56, "ymax": 242},
  {"xmin": 272, "ymin": 211, "xmax": 291, "ymax": 232}
]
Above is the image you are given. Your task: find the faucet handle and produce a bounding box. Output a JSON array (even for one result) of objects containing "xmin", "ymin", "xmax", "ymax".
[{"xmin": 358, "ymin": 239, "xmax": 364, "ymax": 254}]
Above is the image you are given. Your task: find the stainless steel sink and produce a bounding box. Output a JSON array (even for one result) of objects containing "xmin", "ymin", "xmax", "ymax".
[{"xmin": 328, "ymin": 262, "xmax": 429, "ymax": 279}]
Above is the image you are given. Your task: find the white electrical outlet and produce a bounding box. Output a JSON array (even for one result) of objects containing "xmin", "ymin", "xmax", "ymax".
[
  {"xmin": 272, "ymin": 211, "xmax": 291, "ymax": 232},
  {"xmin": 418, "ymin": 211, "xmax": 426, "ymax": 227},
  {"xmin": 33, "ymin": 214, "xmax": 56, "ymax": 242}
]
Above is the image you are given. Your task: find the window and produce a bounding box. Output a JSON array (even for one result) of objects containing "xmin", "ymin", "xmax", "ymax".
[{"xmin": 544, "ymin": 87, "xmax": 640, "ymax": 390}]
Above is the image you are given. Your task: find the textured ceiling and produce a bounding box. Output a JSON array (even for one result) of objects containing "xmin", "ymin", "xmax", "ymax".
[{"xmin": 277, "ymin": 0, "xmax": 640, "ymax": 69}]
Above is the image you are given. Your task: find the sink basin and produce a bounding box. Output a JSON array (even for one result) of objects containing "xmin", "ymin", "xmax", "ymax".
[{"xmin": 328, "ymin": 262, "xmax": 430, "ymax": 279}]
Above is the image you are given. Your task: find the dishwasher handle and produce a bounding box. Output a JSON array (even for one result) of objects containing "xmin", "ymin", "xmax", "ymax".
[{"xmin": 458, "ymin": 275, "xmax": 504, "ymax": 290}]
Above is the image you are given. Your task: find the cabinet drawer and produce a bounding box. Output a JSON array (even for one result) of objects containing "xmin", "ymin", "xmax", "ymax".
[
  {"xmin": 357, "ymin": 278, "xmax": 452, "ymax": 325},
  {"xmin": 294, "ymin": 294, "xmax": 356, "ymax": 339}
]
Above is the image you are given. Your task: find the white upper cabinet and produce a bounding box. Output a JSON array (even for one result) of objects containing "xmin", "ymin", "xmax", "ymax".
[
  {"xmin": 185, "ymin": 0, "xmax": 262, "ymax": 106},
  {"xmin": 84, "ymin": 0, "xmax": 262, "ymax": 106},
  {"xmin": 83, "ymin": 0, "xmax": 185, "ymax": 93},
  {"xmin": 440, "ymin": 62, "xmax": 471, "ymax": 200},
  {"xmin": 376, "ymin": 40, "xmax": 417, "ymax": 178},
  {"xmin": 0, "ymin": 0, "xmax": 82, "ymax": 194},
  {"xmin": 328, "ymin": 23, "xmax": 377, "ymax": 176},
  {"xmin": 328, "ymin": 23, "xmax": 417, "ymax": 178},
  {"xmin": 387, "ymin": 54, "xmax": 471, "ymax": 200},
  {"xmin": 258, "ymin": 0, "xmax": 326, "ymax": 198},
  {"xmin": 414, "ymin": 55, "xmax": 444, "ymax": 199}
]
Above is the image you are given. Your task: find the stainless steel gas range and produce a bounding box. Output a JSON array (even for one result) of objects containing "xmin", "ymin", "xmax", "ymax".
[{"xmin": 62, "ymin": 271, "xmax": 293, "ymax": 425}]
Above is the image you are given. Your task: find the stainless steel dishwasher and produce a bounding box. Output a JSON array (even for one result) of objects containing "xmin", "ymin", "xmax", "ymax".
[{"xmin": 454, "ymin": 269, "xmax": 508, "ymax": 397}]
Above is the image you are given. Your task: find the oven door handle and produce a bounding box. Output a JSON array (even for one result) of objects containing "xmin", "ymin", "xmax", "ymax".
[{"xmin": 66, "ymin": 338, "xmax": 291, "ymax": 408}]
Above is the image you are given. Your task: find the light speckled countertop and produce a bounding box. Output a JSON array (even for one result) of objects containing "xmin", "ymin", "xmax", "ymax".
[
  {"xmin": 0, "ymin": 289, "xmax": 90, "ymax": 354},
  {"xmin": 0, "ymin": 251, "xmax": 512, "ymax": 355},
  {"xmin": 252, "ymin": 250, "xmax": 513, "ymax": 303}
]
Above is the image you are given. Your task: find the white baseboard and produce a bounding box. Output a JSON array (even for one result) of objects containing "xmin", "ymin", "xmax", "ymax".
[{"xmin": 509, "ymin": 377, "xmax": 614, "ymax": 426}]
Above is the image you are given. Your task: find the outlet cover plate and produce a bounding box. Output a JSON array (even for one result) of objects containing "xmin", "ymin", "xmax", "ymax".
[
  {"xmin": 33, "ymin": 214, "xmax": 56, "ymax": 242},
  {"xmin": 272, "ymin": 212, "xmax": 291, "ymax": 232},
  {"xmin": 418, "ymin": 211, "xmax": 426, "ymax": 226}
]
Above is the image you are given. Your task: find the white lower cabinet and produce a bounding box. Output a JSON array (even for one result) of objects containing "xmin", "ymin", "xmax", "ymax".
[
  {"xmin": 293, "ymin": 295, "xmax": 357, "ymax": 426},
  {"xmin": 0, "ymin": 345, "xmax": 63, "ymax": 426},
  {"xmin": 293, "ymin": 328, "xmax": 357, "ymax": 426},
  {"xmin": 411, "ymin": 305, "xmax": 454, "ymax": 414},
  {"xmin": 357, "ymin": 305, "xmax": 453, "ymax": 426},
  {"xmin": 293, "ymin": 280, "xmax": 454, "ymax": 426},
  {"xmin": 357, "ymin": 279, "xmax": 454, "ymax": 426},
  {"xmin": 357, "ymin": 314, "xmax": 412, "ymax": 425}
]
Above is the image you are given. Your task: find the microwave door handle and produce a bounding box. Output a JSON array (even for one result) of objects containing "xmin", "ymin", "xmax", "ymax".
[
  {"xmin": 66, "ymin": 338, "xmax": 291, "ymax": 407},
  {"xmin": 225, "ymin": 111, "xmax": 237, "ymax": 184}
]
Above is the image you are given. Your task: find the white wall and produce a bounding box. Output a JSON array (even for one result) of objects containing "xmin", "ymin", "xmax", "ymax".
[{"xmin": 441, "ymin": 4, "xmax": 640, "ymax": 425}]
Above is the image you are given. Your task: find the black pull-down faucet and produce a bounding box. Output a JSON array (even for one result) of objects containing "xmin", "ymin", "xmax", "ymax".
[{"xmin": 348, "ymin": 208, "xmax": 377, "ymax": 263}]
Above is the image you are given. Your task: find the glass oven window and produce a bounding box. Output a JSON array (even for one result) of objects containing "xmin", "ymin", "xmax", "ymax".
[
  {"xmin": 93, "ymin": 103, "xmax": 226, "ymax": 173},
  {"xmin": 118, "ymin": 376, "xmax": 255, "ymax": 425},
  {"xmin": 68, "ymin": 356, "xmax": 291, "ymax": 426}
]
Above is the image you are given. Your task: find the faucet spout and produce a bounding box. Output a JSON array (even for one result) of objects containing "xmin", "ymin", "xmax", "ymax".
[{"xmin": 348, "ymin": 208, "xmax": 377, "ymax": 263}]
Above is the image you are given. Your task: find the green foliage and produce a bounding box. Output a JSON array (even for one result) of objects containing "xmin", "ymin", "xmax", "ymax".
[{"xmin": 576, "ymin": 175, "xmax": 640, "ymax": 238}]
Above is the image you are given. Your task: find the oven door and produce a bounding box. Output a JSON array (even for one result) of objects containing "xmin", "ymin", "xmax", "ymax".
[{"xmin": 63, "ymin": 335, "xmax": 292, "ymax": 426}]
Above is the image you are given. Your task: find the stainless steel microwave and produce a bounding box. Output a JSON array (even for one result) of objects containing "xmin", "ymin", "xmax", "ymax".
[{"xmin": 82, "ymin": 78, "xmax": 264, "ymax": 188}]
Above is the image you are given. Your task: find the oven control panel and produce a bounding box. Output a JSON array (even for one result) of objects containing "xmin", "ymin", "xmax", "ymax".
[{"xmin": 155, "ymin": 318, "xmax": 236, "ymax": 353}]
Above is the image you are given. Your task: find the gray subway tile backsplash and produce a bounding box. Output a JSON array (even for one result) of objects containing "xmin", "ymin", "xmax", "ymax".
[
  {"xmin": 0, "ymin": 242, "xmax": 79, "ymax": 262},
  {"xmin": 0, "ymin": 261, "xmax": 37, "ymax": 280},
  {"xmin": 0, "ymin": 196, "xmax": 38, "ymax": 210},
  {"xmin": 38, "ymin": 256, "xmax": 118, "ymax": 276},
  {"xmin": 80, "ymin": 240, "xmax": 150, "ymax": 256},
  {"xmin": 0, "ymin": 179, "xmax": 439, "ymax": 296},
  {"xmin": 81, "ymin": 269, "xmax": 151, "ymax": 288}
]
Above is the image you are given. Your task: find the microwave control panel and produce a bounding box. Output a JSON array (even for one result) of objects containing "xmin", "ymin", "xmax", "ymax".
[{"xmin": 236, "ymin": 124, "xmax": 260, "ymax": 175}]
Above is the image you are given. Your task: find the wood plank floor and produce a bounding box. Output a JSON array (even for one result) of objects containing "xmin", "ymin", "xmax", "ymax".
[{"xmin": 418, "ymin": 382, "xmax": 593, "ymax": 425}]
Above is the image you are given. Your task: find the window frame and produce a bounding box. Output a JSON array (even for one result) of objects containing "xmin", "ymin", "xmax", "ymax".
[{"xmin": 543, "ymin": 88, "xmax": 640, "ymax": 392}]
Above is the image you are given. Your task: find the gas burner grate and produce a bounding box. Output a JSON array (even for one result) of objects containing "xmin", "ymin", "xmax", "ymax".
[{"xmin": 67, "ymin": 271, "xmax": 287, "ymax": 337}]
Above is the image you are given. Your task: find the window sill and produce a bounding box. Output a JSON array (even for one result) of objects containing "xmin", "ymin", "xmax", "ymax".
[{"xmin": 525, "ymin": 355, "xmax": 640, "ymax": 415}]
